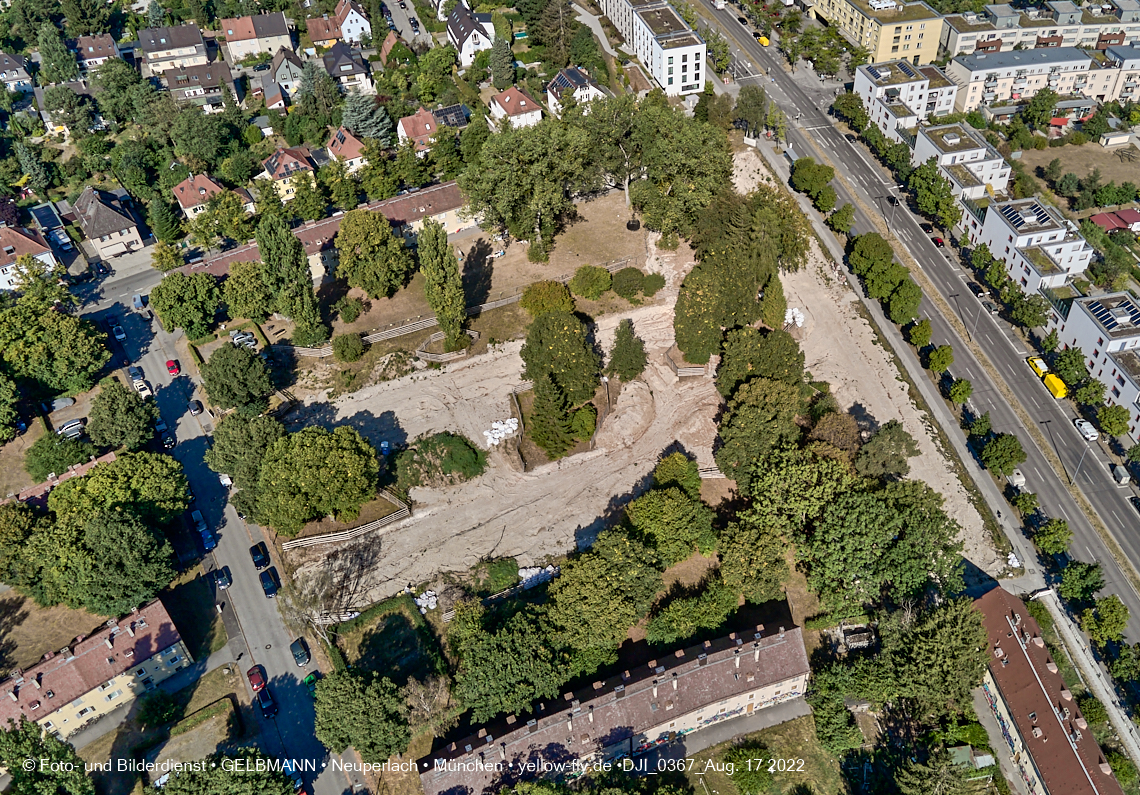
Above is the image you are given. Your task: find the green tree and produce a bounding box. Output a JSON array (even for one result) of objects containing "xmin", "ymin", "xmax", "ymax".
[
  {"xmin": 490, "ymin": 37, "xmax": 514, "ymax": 89},
  {"xmin": 606, "ymin": 318, "xmax": 647, "ymax": 381},
  {"xmin": 653, "ymin": 453, "xmax": 701, "ymax": 499},
  {"xmin": 42, "ymin": 85, "xmax": 94, "ymax": 136},
  {"xmin": 1044, "ymin": 157, "xmax": 1064, "ymax": 183},
  {"xmin": 828, "ymin": 203, "xmax": 855, "ymax": 234},
  {"xmin": 1099, "ymin": 404, "xmax": 1131, "ymax": 437},
  {"xmin": 290, "ymin": 173, "xmax": 327, "ymax": 222},
  {"xmin": 927, "ymin": 345, "xmax": 955, "ymax": 374},
  {"xmin": 47, "ymin": 452, "xmax": 188, "ymax": 533},
  {"xmin": 204, "ymin": 414, "xmax": 286, "ymax": 491},
  {"xmin": 255, "ymin": 213, "xmax": 314, "ymax": 321},
  {"xmin": 1053, "ymin": 347, "xmax": 1089, "ymax": 387},
  {"xmin": 255, "ymin": 426, "xmax": 379, "ymax": 535},
  {"xmin": 791, "ymin": 157, "xmax": 835, "ymax": 200},
  {"xmin": 24, "ymin": 433, "xmax": 96, "ymax": 483},
  {"xmin": 149, "ymin": 272, "xmax": 220, "ymax": 339},
  {"xmin": 333, "ymin": 334, "xmax": 365, "ymax": 363},
  {"xmin": 341, "ymin": 90, "xmax": 393, "ymax": 143},
  {"xmin": 624, "ymin": 486, "xmax": 716, "ymax": 567},
  {"xmin": 1021, "ymin": 87, "xmax": 1059, "ymax": 130},
  {"xmin": 854, "ymin": 419, "xmax": 920, "ymax": 478},
  {"xmin": 1074, "ymin": 378, "xmax": 1107, "ymax": 406},
  {"xmin": 527, "ymin": 374, "xmax": 575, "ymax": 459},
  {"xmin": 520, "ymin": 280, "xmax": 575, "ymax": 316},
  {"xmin": 0, "ymin": 373, "xmax": 16, "ymax": 444},
  {"xmin": 908, "ymin": 318, "xmax": 933, "ymax": 349},
  {"xmin": 1059, "ymin": 560, "xmax": 1105, "ymax": 603},
  {"xmin": 144, "ymin": 750, "xmax": 293, "ymax": 795},
  {"xmin": 833, "ymin": 92, "xmax": 869, "ymax": 131},
  {"xmin": 569, "ymin": 265, "xmax": 612, "ymax": 300},
  {"xmin": 520, "ymin": 311, "xmax": 601, "ymax": 405},
  {"xmin": 970, "ymin": 411, "xmax": 992, "ymax": 438},
  {"xmin": 200, "ymin": 344, "xmax": 274, "ymax": 412},
  {"xmin": 0, "ymin": 300, "xmax": 109, "ymax": 394},
  {"xmin": 38, "ymin": 22, "xmax": 78, "ymax": 84},
  {"xmin": 716, "ymin": 327, "xmax": 805, "ymax": 398},
  {"xmin": 1082, "ymin": 595, "xmax": 1129, "ymax": 645},
  {"xmin": 87, "ymin": 380, "xmax": 159, "ymax": 451},
  {"xmin": 888, "ymin": 278, "xmax": 923, "ymax": 324},
  {"xmin": 321, "ymin": 159, "xmax": 360, "ymax": 211},
  {"xmin": 894, "ymin": 748, "xmax": 982, "ymax": 795},
  {"xmin": 908, "ymin": 158, "xmax": 961, "ymax": 229},
  {"xmin": 1009, "ymin": 293, "xmax": 1051, "ymax": 329},
  {"xmin": 718, "ymin": 518, "xmax": 789, "ymax": 604},
  {"xmin": 981, "ymin": 433, "xmax": 1027, "ymax": 477},
  {"xmin": 760, "ymin": 272, "xmax": 787, "ymax": 330},
  {"xmin": 137, "ymin": 690, "xmax": 179, "ymax": 728},
  {"xmin": 14, "ymin": 141, "xmax": 49, "ymax": 196},
  {"xmin": 0, "ymin": 717, "xmax": 94, "ymax": 795},
  {"xmin": 314, "ymin": 669, "xmax": 410, "ymax": 762},
  {"xmin": 223, "ymin": 261, "xmax": 274, "ymax": 323},
  {"xmin": 1035, "ymin": 517, "xmax": 1072, "ymax": 555},
  {"xmin": 147, "ymin": 200, "xmax": 182, "ymax": 244},
  {"xmin": 646, "ymin": 575, "xmax": 738, "ymax": 645},
  {"xmin": 75, "ymin": 510, "xmax": 175, "ymax": 616},
  {"xmin": 335, "ymin": 209, "xmax": 414, "ymax": 299},
  {"xmin": 714, "ymin": 377, "xmax": 802, "ymax": 490},
  {"xmin": 419, "ymin": 220, "xmax": 466, "ymax": 350},
  {"xmin": 733, "ymin": 85, "xmax": 768, "ymax": 136},
  {"xmin": 150, "ymin": 239, "xmax": 182, "ymax": 272},
  {"xmin": 849, "ymin": 232, "xmax": 893, "ymax": 277},
  {"xmin": 547, "ymin": 530, "xmax": 662, "ymax": 652},
  {"xmin": 948, "ymin": 378, "xmax": 973, "ymax": 405}
]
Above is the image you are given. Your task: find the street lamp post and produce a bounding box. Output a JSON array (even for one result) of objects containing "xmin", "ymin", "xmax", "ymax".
[
  {"xmin": 970, "ymin": 306, "xmax": 983, "ymax": 342},
  {"xmin": 1073, "ymin": 442, "xmax": 1091, "ymax": 486}
]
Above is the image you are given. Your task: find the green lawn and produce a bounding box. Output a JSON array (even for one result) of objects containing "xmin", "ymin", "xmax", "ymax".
[
  {"xmin": 161, "ymin": 570, "xmax": 228, "ymax": 661},
  {"xmin": 335, "ymin": 594, "xmax": 445, "ymax": 686}
]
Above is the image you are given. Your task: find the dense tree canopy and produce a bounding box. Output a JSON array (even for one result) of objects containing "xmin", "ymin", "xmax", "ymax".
[
  {"xmin": 624, "ymin": 487, "xmax": 716, "ymax": 567},
  {"xmin": 143, "ymin": 751, "xmax": 294, "ymax": 795},
  {"xmin": 520, "ymin": 311, "xmax": 601, "ymax": 405},
  {"xmin": 314, "ymin": 670, "xmax": 410, "ymax": 763},
  {"xmin": 0, "ymin": 298, "xmax": 109, "ymax": 394},
  {"xmin": 0, "ymin": 717, "xmax": 93, "ymax": 795},
  {"xmin": 336, "ymin": 210, "xmax": 414, "ymax": 299},
  {"xmin": 47, "ymin": 452, "xmax": 189, "ymax": 532},
  {"xmin": 75, "ymin": 510, "xmax": 176, "ymax": 616},
  {"xmin": 200, "ymin": 344, "xmax": 274, "ymax": 413},
  {"xmin": 714, "ymin": 377, "xmax": 802, "ymax": 490},
  {"xmin": 87, "ymin": 380, "xmax": 159, "ymax": 451}
]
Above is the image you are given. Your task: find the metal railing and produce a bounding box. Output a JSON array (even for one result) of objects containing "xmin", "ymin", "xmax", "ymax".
[
  {"xmin": 280, "ymin": 490, "xmax": 410, "ymax": 550},
  {"xmin": 415, "ymin": 330, "xmax": 481, "ymax": 362}
]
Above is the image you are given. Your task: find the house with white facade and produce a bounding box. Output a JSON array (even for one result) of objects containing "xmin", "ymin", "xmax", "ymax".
[
  {"xmin": 74, "ymin": 187, "xmax": 143, "ymax": 259},
  {"xmin": 597, "ymin": 0, "xmax": 705, "ymax": 96},
  {"xmin": 963, "ymin": 196, "xmax": 1094, "ymax": 294},
  {"xmin": 489, "ymin": 86, "xmax": 542, "ymax": 129},
  {"xmin": 0, "ymin": 227, "xmax": 57, "ymax": 292},
  {"xmin": 854, "ymin": 60, "xmax": 959, "ymax": 143},
  {"xmin": 172, "ymin": 174, "xmax": 254, "ymax": 218},
  {"xmin": 322, "ymin": 42, "xmax": 373, "ymax": 93},
  {"xmin": 68, "ymin": 34, "xmax": 120, "ymax": 72},
  {"xmin": 940, "ymin": 0, "xmax": 1140, "ymax": 58},
  {"xmin": 306, "ymin": 0, "xmax": 372, "ymax": 46},
  {"xmin": 219, "ymin": 13, "xmax": 292, "ymax": 61},
  {"xmin": 397, "ymin": 107, "xmax": 438, "ymax": 154},
  {"xmin": 270, "ymin": 48, "xmax": 305, "ymax": 98},
  {"xmin": 946, "ymin": 47, "xmax": 1103, "ymax": 112},
  {"xmin": 547, "ymin": 66, "xmax": 607, "ymax": 116},
  {"xmin": 0, "ymin": 52, "xmax": 31, "ymax": 93},
  {"xmin": 448, "ymin": 0, "xmax": 495, "ymax": 67},
  {"xmin": 912, "ymin": 123, "xmax": 1009, "ymax": 201},
  {"xmin": 161, "ymin": 63, "xmax": 239, "ymax": 113},
  {"xmin": 327, "ymin": 126, "xmax": 368, "ymax": 172},
  {"xmin": 1045, "ymin": 292, "xmax": 1140, "ymax": 442},
  {"xmin": 139, "ymin": 25, "xmax": 209, "ymax": 77}
]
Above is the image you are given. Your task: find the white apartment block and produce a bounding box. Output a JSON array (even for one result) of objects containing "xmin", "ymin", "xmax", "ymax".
[
  {"xmin": 597, "ymin": 0, "xmax": 705, "ymax": 96},
  {"xmin": 940, "ymin": 0, "xmax": 1140, "ymax": 57},
  {"xmin": 1046, "ymin": 292, "xmax": 1140, "ymax": 442},
  {"xmin": 854, "ymin": 60, "xmax": 958, "ymax": 142},
  {"xmin": 963, "ymin": 196, "xmax": 1093, "ymax": 294},
  {"xmin": 912, "ymin": 123, "xmax": 1009, "ymax": 200}
]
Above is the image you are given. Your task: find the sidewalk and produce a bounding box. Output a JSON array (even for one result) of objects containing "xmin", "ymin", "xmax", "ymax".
[{"xmin": 572, "ymin": 4, "xmax": 620, "ymax": 58}]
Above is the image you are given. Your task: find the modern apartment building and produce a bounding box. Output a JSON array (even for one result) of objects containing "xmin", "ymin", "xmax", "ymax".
[
  {"xmin": 963, "ymin": 196, "xmax": 1093, "ymax": 293},
  {"xmin": 941, "ymin": 0, "xmax": 1140, "ymax": 57},
  {"xmin": 912, "ymin": 123, "xmax": 1009, "ymax": 200},
  {"xmin": 0, "ymin": 601, "xmax": 193, "ymax": 741},
  {"xmin": 947, "ymin": 47, "xmax": 1097, "ymax": 111},
  {"xmin": 597, "ymin": 0, "xmax": 706, "ymax": 96},
  {"xmin": 810, "ymin": 0, "xmax": 941, "ymax": 65},
  {"xmin": 1046, "ymin": 292, "xmax": 1140, "ymax": 442},
  {"xmin": 854, "ymin": 60, "xmax": 958, "ymax": 142},
  {"xmin": 975, "ymin": 586, "xmax": 1126, "ymax": 795},
  {"xmin": 417, "ymin": 620, "xmax": 810, "ymax": 795}
]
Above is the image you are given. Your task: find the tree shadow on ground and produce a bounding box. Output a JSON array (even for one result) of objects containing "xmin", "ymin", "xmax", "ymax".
[{"xmin": 461, "ymin": 239, "xmax": 494, "ymax": 307}]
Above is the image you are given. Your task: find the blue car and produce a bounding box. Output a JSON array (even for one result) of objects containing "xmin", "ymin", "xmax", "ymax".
[{"xmin": 200, "ymin": 527, "xmax": 218, "ymax": 551}]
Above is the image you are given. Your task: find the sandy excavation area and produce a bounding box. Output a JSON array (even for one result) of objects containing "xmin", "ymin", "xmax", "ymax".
[{"xmin": 286, "ymin": 147, "xmax": 1001, "ymax": 600}]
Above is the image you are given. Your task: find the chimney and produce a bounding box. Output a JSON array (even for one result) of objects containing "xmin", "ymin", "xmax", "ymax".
[
  {"xmin": 105, "ymin": 637, "xmax": 113, "ymax": 649},
  {"xmin": 1032, "ymin": 636, "xmax": 1044, "ymax": 647},
  {"xmin": 1032, "ymin": 726, "xmax": 1043, "ymax": 738},
  {"xmin": 31, "ymin": 678, "xmax": 39, "ymax": 690},
  {"xmin": 7, "ymin": 691, "xmax": 15, "ymax": 702},
  {"xmin": 1101, "ymin": 761, "xmax": 1113, "ymax": 775},
  {"xmin": 126, "ymin": 625, "xmax": 135, "ymax": 637},
  {"xmin": 1061, "ymin": 689, "xmax": 1073, "ymax": 701}
]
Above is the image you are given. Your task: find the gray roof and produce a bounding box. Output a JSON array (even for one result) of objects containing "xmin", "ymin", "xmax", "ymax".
[
  {"xmin": 1045, "ymin": 0, "xmax": 1079, "ymax": 11},
  {"xmin": 0, "ymin": 51, "xmax": 29, "ymax": 78},
  {"xmin": 954, "ymin": 46, "xmax": 1094, "ymax": 72},
  {"xmin": 984, "ymin": 2, "xmax": 1019, "ymax": 17},
  {"xmin": 139, "ymin": 25, "xmax": 205, "ymax": 53},
  {"xmin": 271, "ymin": 46, "xmax": 304, "ymax": 77},
  {"xmin": 448, "ymin": 1, "xmax": 489, "ymax": 47},
  {"xmin": 1106, "ymin": 44, "xmax": 1140, "ymax": 68},
  {"xmin": 322, "ymin": 41, "xmax": 366, "ymax": 76},
  {"xmin": 251, "ymin": 12, "xmax": 289, "ymax": 38},
  {"xmin": 74, "ymin": 186, "xmax": 135, "ymax": 238},
  {"xmin": 548, "ymin": 66, "xmax": 601, "ymax": 101}
]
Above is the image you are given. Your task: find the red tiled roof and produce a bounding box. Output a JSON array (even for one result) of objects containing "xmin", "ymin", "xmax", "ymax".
[
  {"xmin": 262, "ymin": 147, "xmax": 314, "ymax": 181},
  {"xmin": 0, "ymin": 226, "xmax": 51, "ymax": 268},
  {"xmin": 172, "ymin": 174, "xmax": 225, "ymax": 211},
  {"xmin": 306, "ymin": 16, "xmax": 341, "ymax": 42},
  {"xmin": 1090, "ymin": 212, "xmax": 1126, "ymax": 232},
  {"xmin": 491, "ymin": 86, "xmax": 539, "ymax": 117},
  {"xmin": 1115, "ymin": 208, "xmax": 1140, "ymax": 225},
  {"xmin": 219, "ymin": 12, "xmax": 289, "ymax": 42},
  {"xmin": 1, "ymin": 452, "xmax": 117, "ymax": 509},
  {"xmin": 975, "ymin": 587, "xmax": 1126, "ymax": 795},
  {"xmin": 0, "ymin": 598, "xmax": 183, "ymax": 728},
  {"xmin": 398, "ymin": 107, "xmax": 436, "ymax": 151},
  {"xmin": 328, "ymin": 126, "xmax": 366, "ymax": 161}
]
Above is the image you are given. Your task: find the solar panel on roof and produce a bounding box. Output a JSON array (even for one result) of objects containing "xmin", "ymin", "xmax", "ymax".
[
  {"xmin": 867, "ymin": 67, "xmax": 882, "ymax": 80},
  {"xmin": 897, "ymin": 61, "xmax": 918, "ymax": 78},
  {"xmin": 433, "ymin": 104, "xmax": 469, "ymax": 128}
]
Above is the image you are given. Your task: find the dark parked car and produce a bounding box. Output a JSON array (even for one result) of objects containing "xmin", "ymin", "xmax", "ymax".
[
  {"xmin": 290, "ymin": 638, "xmax": 310, "ymax": 666},
  {"xmin": 214, "ymin": 566, "xmax": 232, "ymax": 589},
  {"xmin": 919, "ymin": 222, "xmax": 934, "ymax": 234},
  {"xmin": 247, "ymin": 664, "xmax": 266, "ymax": 692},
  {"xmin": 260, "ymin": 567, "xmax": 279, "ymax": 598},
  {"xmin": 968, "ymin": 282, "xmax": 989, "ymax": 299},
  {"xmin": 188, "ymin": 400, "xmax": 203, "ymax": 416},
  {"xmin": 737, "ymin": 15, "xmax": 748, "ymax": 24},
  {"xmin": 257, "ymin": 687, "xmax": 278, "ymax": 717},
  {"xmin": 887, "ymin": 196, "xmax": 900, "ymax": 207},
  {"xmin": 250, "ymin": 542, "xmax": 270, "ymax": 570},
  {"xmin": 162, "ymin": 434, "xmax": 176, "ymax": 449},
  {"xmin": 253, "ymin": 62, "xmax": 271, "ymax": 71}
]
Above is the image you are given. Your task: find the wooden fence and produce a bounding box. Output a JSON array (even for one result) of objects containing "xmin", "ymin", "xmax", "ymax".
[
  {"xmin": 698, "ymin": 466, "xmax": 726, "ymax": 479},
  {"xmin": 664, "ymin": 350, "xmax": 708, "ymax": 378},
  {"xmin": 415, "ymin": 330, "xmax": 481, "ymax": 363},
  {"xmin": 280, "ymin": 490, "xmax": 410, "ymax": 550}
]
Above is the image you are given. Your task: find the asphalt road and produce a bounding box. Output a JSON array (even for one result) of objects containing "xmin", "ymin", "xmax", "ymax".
[
  {"xmin": 698, "ymin": 0, "xmax": 1140, "ymax": 637},
  {"xmin": 75, "ymin": 284, "xmax": 352, "ymax": 794}
]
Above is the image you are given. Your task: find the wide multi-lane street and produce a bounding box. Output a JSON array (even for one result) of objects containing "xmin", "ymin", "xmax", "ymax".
[{"xmin": 698, "ymin": 0, "xmax": 1140, "ymax": 638}]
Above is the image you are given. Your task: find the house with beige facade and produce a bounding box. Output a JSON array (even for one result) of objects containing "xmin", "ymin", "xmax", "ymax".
[
  {"xmin": 219, "ymin": 13, "xmax": 292, "ymax": 61},
  {"xmin": 139, "ymin": 25, "xmax": 209, "ymax": 77},
  {"xmin": 260, "ymin": 147, "xmax": 317, "ymax": 201},
  {"xmin": 809, "ymin": 0, "xmax": 941, "ymax": 66},
  {"xmin": 74, "ymin": 187, "xmax": 143, "ymax": 259}
]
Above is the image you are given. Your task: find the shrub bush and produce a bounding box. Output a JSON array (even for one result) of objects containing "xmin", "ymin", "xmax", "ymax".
[
  {"xmin": 520, "ymin": 280, "xmax": 574, "ymax": 316},
  {"xmin": 642, "ymin": 273, "xmax": 665, "ymax": 296},
  {"xmin": 395, "ymin": 432, "xmax": 487, "ymax": 492},
  {"xmin": 333, "ymin": 333, "xmax": 365, "ymax": 363},
  {"xmin": 293, "ymin": 324, "xmax": 331, "ymax": 347},
  {"xmin": 612, "ymin": 267, "xmax": 646, "ymax": 300},
  {"xmin": 335, "ymin": 295, "xmax": 364, "ymax": 323},
  {"xmin": 569, "ymin": 265, "xmax": 612, "ymax": 300},
  {"xmin": 571, "ymin": 403, "xmax": 597, "ymax": 439}
]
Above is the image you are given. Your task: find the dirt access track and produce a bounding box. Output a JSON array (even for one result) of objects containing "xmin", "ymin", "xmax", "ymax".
[{"xmin": 285, "ymin": 148, "xmax": 1000, "ymax": 602}]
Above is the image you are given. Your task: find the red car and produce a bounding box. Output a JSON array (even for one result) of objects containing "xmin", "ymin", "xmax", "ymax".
[
  {"xmin": 166, "ymin": 359, "xmax": 180, "ymax": 375},
  {"xmin": 247, "ymin": 665, "xmax": 266, "ymax": 692}
]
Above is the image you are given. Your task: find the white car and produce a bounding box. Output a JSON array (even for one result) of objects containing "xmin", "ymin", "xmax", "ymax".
[
  {"xmin": 1074, "ymin": 418, "xmax": 1099, "ymax": 442},
  {"xmin": 133, "ymin": 379, "xmax": 153, "ymax": 399}
]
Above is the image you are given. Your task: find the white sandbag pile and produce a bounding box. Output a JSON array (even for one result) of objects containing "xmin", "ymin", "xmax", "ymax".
[{"xmin": 483, "ymin": 418, "xmax": 519, "ymax": 446}]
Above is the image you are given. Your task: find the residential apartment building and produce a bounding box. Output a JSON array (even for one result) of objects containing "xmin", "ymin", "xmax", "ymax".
[
  {"xmin": 941, "ymin": 0, "xmax": 1140, "ymax": 57},
  {"xmin": 322, "ymin": 42, "xmax": 372, "ymax": 93},
  {"xmin": 0, "ymin": 51, "xmax": 31, "ymax": 93},
  {"xmin": 963, "ymin": 196, "xmax": 1093, "ymax": 293},
  {"xmin": 912, "ymin": 123, "xmax": 1009, "ymax": 200},
  {"xmin": 547, "ymin": 66, "xmax": 607, "ymax": 116},
  {"xmin": 261, "ymin": 147, "xmax": 316, "ymax": 201},
  {"xmin": 327, "ymin": 126, "xmax": 368, "ymax": 172},
  {"xmin": 306, "ymin": 0, "xmax": 372, "ymax": 46},
  {"xmin": 417, "ymin": 620, "xmax": 810, "ymax": 795},
  {"xmin": 975, "ymin": 586, "xmax": 1126, "ymax": 795},
  {"xmin": 0, "ymin": 226, "xmax": 57, "ymax": 292},
  {"xmin": 448, "ymin": 0, "xmax": 495, "ymax": 67},
  {"xmin": 138, "ymin": 25, "xmax": 209, "ymax": 77},
  {"xmin": 597, "ymin": 0, "xmax": 706, "ymax": 96},
  {"xmin": 0, "ymin": 601, "xmax": 193, "ymax": 741},
  {"xmin": 160, "ymin": 63, "xmax": 239, "ymax": 113},
  {"xmin": 947, "ymin": 47, "xmax": 1103, "ymax": 112},
  {"xmin": 809, "ymin": 0, "xmax": 941, "ymax": 65},
  {"xmin": 74, "ymin": 187, "xmax": 143, "ymax": 259},
  {"xmin": 489, "ymin": 86, "xmax": 542, "ymax": 129},
  {"xmin": 1046, "ymin": 292, "xmax": 1140, "ymax": 442},
  {"xmin": 68, "ymin": 34, "xmax": 120, "ymax": 72},
  {"xmin": 219, "ymin": 13, "xmax": 292, "ymax": 61},
  {"xmin": 854, "ymin": 60, "xmax": 958, "ymax": 142}
]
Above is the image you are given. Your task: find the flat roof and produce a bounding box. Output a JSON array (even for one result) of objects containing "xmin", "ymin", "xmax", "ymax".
[
  {"xmin": 1046, "ymin": 0, "xmax": 1080, "ymax": 11},
  {"xmin": 1022, "ymin": 245, "xmax": 1061, "ymax": 274},
  {"xmin": 1112, "ymin": 349, "xmax": 1140, "ymax": 382},
  {"xmin": 945, "ymin": 13, "xmax": 998, "ymax": 32},
  {"xmin": 954, "ymin": 47, "xmax": 1094, "ymax": 72},
  {"xmin": 848, "ymin": 0, "xmax": 940, "ymax": 23},
  {"xmin": 947, "ymin": 163, "xmax": 983, "ymax": 188},
  {"xmin": 661, "ymin": 32, "xmax": 703, "ymax": 48},
  {"xmin": 985, "ymin": 2, "xmax": 1019, "ymax": 17},
  {"xmin": 861, "ymin": 59, "xmax": 927, "ymax": 86},
  {"xmin": 919, "ymin": 64, "xmax": 954, "ymax": 89},
  {"xmin": 924, "ymin": 123, "xmax": 986, "ymax": 153},
  {"xmin": 637, "ymin": 5, "xmax": 688, "ymax": 36},
  {"xmin": 1076, "ymin": 293, "xmax": 1140, "ymax": 340}
]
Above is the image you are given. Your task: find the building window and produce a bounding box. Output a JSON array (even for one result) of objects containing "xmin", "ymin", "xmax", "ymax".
[
  {"xmin": 668, "ymin": 77, "xmax": 673, "ymax": 85},
  {"xmin": 104, "ymin": 690, "xmax": 123, "ymax": 702}
]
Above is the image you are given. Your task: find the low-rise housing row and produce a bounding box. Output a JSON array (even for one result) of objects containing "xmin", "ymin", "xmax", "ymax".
[{"xmin": 219, "ymin": 12, "xmax": 292, "ymax": 60}]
